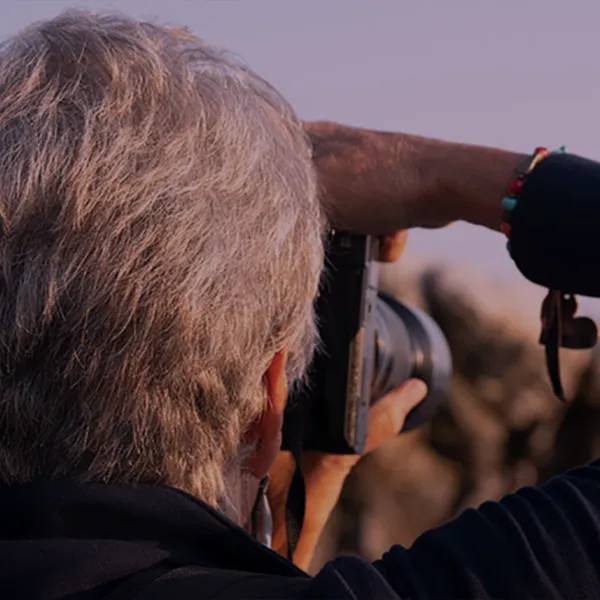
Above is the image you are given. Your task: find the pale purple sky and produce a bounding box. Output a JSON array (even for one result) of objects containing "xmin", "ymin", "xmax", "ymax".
[{"xmin": 3, "ymin": 0, "xmax": 600, "ymax": 311}]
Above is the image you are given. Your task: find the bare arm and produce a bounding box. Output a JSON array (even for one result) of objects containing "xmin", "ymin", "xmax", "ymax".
[{"xmin": 305, "ymin": 121, "xmax": 526, "ymax": 234}]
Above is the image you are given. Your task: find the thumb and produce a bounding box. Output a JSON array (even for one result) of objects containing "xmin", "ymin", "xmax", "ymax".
[{"xmin": 364, "ymin": 379, "xmax": 428, "ymax": 453}]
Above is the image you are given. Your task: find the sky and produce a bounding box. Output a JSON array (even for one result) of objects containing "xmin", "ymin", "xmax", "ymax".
[{"xmin": 2, "ymin": 0, "xmax": 600, "ymax": 312}]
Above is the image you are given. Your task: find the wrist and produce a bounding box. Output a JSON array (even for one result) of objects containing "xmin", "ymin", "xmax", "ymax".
[
  {"xmin": 385, "ymin": 132, "xmax": 524, "ymax": 231},
  {"xmin": 432, "ymin": 142, "xmax": 526, "ymax": 230}
]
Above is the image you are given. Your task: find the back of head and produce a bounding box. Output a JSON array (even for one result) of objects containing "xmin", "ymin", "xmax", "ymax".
[{"xmin": 0, "ymin": 10, "xmax": 324, "ymax": 507}]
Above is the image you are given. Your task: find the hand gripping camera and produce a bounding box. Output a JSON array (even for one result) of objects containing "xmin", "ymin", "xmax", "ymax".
[{"xmin": 282, "ymin": 230, "xmax": 453, "ymax": 455}]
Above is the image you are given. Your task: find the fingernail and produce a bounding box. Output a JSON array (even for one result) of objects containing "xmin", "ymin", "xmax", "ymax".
[{"xmin": 405, "ymin": 379, "xmax": 428, "ymax": 403}]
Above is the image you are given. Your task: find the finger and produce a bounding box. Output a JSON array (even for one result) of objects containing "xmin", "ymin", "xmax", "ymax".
[
  {"xmin": 378, "ymin": 231, "xmax": 408, "ymax": 262},
  {"xmin": 364, "ymin": 379, "xmax": 427, "ymax": 454}
]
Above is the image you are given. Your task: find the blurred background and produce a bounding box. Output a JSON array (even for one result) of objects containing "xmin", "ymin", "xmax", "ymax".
[{"xmin": 4, "ymin": 0, "xmax": 600, "ymax": 573}]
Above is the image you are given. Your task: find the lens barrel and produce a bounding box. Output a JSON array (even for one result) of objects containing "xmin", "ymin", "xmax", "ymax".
[{"xmin": 372, "ymin": 292, "xmax": 452, "ymax": 431}]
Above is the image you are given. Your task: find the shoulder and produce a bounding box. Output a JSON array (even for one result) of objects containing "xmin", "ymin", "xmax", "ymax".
[
  {"xmin": 118, "ymin": 566, "xmax": 312, "ymax": 600},
  {"xmin": 308, "ymin": 555, "xmax": 403, "ymax": 599},
  {"xmin": 121, "ymin": 560, "xmax": 401, "ymax": 600}
]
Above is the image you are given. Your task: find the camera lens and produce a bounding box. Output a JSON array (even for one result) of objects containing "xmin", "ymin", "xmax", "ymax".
[{"xmin": 372, "ymin": 292, "xmax": 452, "ymax": 431}]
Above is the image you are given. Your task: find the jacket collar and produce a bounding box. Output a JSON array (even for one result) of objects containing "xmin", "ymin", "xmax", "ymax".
[{"xmin": 0, "ymin": 481, "xmax": 305, "ymax": 577}]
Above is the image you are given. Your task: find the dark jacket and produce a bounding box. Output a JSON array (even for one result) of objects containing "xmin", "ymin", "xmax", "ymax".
[{"xmin": 2, "ymin": 462, "xmax": 600, "ymax": 600}]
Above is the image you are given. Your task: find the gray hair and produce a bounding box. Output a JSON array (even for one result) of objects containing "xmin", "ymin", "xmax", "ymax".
[{"xmin": 0, "ymin": 10, "xmax": 324, "ymax": 507}]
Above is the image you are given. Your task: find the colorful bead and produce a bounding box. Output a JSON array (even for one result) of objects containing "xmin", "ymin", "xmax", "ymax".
[
  {"xmin": 502, "ymin": 196, "xmax": 518, "ymax": 211},
  {"xmin": 503, "ymin": 145, "xmax": 564, "ymax": 259},
  {"xmin": 509, "ymin": 178, "xmax": 524, "ymax": 195}
]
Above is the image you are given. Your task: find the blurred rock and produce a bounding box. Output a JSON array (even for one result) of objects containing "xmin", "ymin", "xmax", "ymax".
[{"xmin": 310, "ymin": 262, "xmax": 600, "ymax": 572}]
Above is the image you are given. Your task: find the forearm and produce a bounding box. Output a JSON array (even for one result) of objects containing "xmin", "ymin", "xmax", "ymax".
[
  {"xmin": 382, "ymin": 461, "xmax": 600, "ymax": 598},
  {"xmin": 370, "ymin": 129, "xmax": 526, "ymax": 231},
  {"xmin": 420, "ymin": 138, "xmax": 526, "ymax": 230},
  {"xmin": 287, "ymin": 473, "xmax": 346, "ymax": 572},
  {"xmin": 269, "ymin": 451, "xmax": 349, "ymax": 572},
  {"xmin": 306, "ymin": 121, "xmax": 525, "ymax": 233}
]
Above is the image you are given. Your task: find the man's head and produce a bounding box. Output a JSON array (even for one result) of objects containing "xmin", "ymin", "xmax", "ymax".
[{"xmin": 0, "ymin": 11, "xmax": 324, "ymax": 507}]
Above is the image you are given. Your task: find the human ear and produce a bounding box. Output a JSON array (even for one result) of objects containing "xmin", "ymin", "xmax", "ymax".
[{"xmin": 244, "ymin": 350, "xmax": 288, "ymax": 478}]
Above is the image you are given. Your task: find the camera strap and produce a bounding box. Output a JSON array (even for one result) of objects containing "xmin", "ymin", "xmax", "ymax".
[
  {"xmin": 283, "ymin": 415, "xmax": 307, "ymax": 561},
  {"xmin": 539, "ymin": 290, "xmax": 597, "ymax": 402}
]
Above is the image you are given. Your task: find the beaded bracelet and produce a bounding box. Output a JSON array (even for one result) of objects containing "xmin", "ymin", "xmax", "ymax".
[{"xmin": 500, "ymin": 145, "xmax": 566, "ymax": 245}]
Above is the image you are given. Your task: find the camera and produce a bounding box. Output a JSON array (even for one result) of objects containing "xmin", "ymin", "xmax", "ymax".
[{"xmin": 282, "ymin": 230, "xmax": 453, "ymax": 455}]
